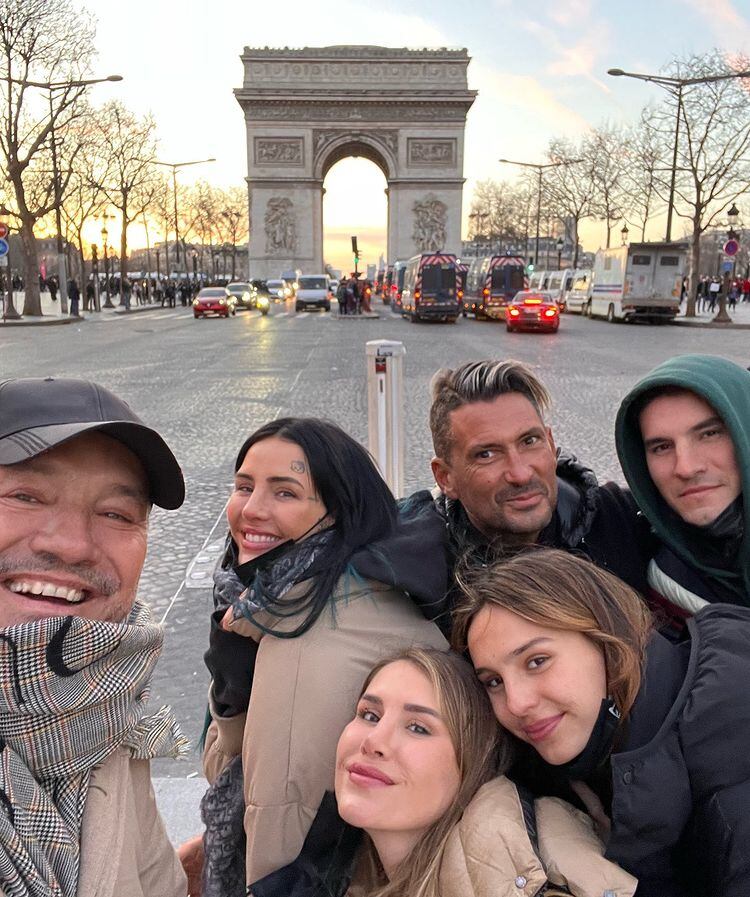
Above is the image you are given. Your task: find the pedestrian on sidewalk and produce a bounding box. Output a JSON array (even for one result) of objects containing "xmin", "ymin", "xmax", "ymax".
[
  {"xmin": 68, "ymin": 277, "xmax": 81, "ymax": 317},
  {"xmin": 48, "ymin": 276, "xmax": 58, "ymax": 303},
  {"xmin": 708, "ymin": 277, "xmax": 720, "ymax": 313},
  {"xmin": 85, "ymin": 278, "xmax": 95, "ymax": 312}
]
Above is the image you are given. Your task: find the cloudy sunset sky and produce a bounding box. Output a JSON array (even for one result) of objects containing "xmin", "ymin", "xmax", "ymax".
[{"xmin": 75, "ymin": 0, "xmax": 750, "ymax": 271}]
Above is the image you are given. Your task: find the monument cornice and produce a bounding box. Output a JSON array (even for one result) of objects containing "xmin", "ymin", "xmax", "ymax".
[{"xmin": 241, "ymin": 45, "xmax": 470, "ymax": 60}]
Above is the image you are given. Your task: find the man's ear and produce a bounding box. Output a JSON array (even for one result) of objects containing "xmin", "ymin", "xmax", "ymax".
[
  {"xmin": 431, "ymin": 456, "xmax": 457, "ymax": 498},
  {"xmin": 546, "ymin": 427, "xmax": 557, "ymax": 456}
]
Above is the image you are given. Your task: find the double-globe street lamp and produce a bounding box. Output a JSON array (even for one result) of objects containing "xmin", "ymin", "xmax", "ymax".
[
  {"xmin": 150, "ymin": 158, "xmax": 215, "ymax": 273},
  {"xmin": 498, "ymin": 157, "xmax": 582, "ymax": 268},
  {"xmin": 607, "ymin": 66, "xmax": 750, "ymax": 243},
  {"xmin": 11, "ymin": 74, "xmax": 122, "ymax": 314}
]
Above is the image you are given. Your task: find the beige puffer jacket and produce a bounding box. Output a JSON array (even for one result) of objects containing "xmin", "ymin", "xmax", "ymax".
[
  {"xmin": 77, "ymin": 747, "xmax": 187, "ymax": 897},
  {"xmin": 441, "ymin": 777, "xmax": 637, "ymax": 897},
  {"xmin": 203, "ymin": 575, "xmax": 447, "ymax": 888}
]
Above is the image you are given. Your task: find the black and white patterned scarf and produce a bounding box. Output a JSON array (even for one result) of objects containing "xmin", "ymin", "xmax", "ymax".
[{"xmin": 0, "ymin": 600, "xmax": 186, "ymax": 897}]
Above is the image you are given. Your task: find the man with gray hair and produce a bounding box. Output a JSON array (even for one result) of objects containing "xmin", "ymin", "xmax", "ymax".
[
  {"xmin": 426, "ymin": 359, "xmax": 651, "ymax": 611},
  {"xmin": 0, "ymin": 377, "xmax": 188, "ymax": 897}
]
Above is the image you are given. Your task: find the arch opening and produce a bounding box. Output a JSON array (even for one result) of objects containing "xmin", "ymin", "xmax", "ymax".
[{"xmin": 323, "ymin": 156, "xmax": 387, "ymax": 277}]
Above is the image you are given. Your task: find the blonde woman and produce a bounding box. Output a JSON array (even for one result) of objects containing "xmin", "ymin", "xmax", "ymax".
[{"xmin": 335, "ymin": 647, "xmax": 637, "ymax": 897}]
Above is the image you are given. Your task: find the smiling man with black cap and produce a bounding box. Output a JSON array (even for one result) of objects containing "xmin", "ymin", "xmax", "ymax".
[{"xmin": 0, "ymin": 377, "xmax": 188, "ymax": 897}]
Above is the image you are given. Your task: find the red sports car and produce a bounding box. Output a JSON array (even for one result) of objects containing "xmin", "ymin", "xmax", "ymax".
[
  {"xmin": 192, "ymin": 287, "xmax": 237, "ymax": 319},
  {"xmin": 505, "ymin": 290, "xmax": 559, "ymax": 333}
]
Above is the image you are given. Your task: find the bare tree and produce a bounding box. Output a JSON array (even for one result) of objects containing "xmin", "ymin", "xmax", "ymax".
[
  {"xmin": 60, "ymin": 109, "xmax": 107, "ymax": 291},
  {"xmin": 584, "ymin": 124, "xmax": 629, "ymax": 248},
  {"xmin": 91, "ymin": 100, "xmax": 157, "ymax": 294},
  {"xmin": 218, "ymin": 186, "xmax": 249, "ymax": 280},
  {"xmin": 545, "ymin": 138, "xmax": 596, "ymax": 268},
  {"xmin": 0, "ymin": 0, "xmax": 96, "ymax": 314},
  {"xmin": 650, "ymin": 50, "xmax": 750, "ymax": 316},
  {"xmin": 622, "ymin": 109, "xmax": 668, "ymax": 241},
  {"xmin": 468, "ymin": 179, "xmax": 534, "ymax": 255}
]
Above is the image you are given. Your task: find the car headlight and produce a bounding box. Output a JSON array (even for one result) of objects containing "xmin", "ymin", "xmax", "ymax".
[
  {"xmin": 219, "ymin": 298, "xmax": 226, "ymax": 306},
  {"xmin": 192, "ymin": 299, "xmax": 200, "ymax": 307}
]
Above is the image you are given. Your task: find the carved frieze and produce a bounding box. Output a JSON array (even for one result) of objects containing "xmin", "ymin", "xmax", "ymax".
[
  {"xmin": 264, "ymin": 197, "xmax": 297, "ymax": 255},
  {"xmin": 408, "ymin": 138, "xmax": 456, "ymax": 167},
  {"xmin": 246, "ymin": 60, "xmax": 466, "ymax": 85},
  {"xmin": 245, "ymin": 102, "xmax": 469, "ymax": 122},
  {"xmin": 413, "ymin": 194, "xmax": 447, "ymax": 253},
  {"xmin": 313, "ymin": 129, "xmax": 398, "ymax": 160},
  {"xmin": 254, "ymin": 137, "xmax": 304, "ymax": 165}
]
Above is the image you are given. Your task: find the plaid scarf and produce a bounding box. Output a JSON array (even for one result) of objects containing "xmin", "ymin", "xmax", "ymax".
[{"xmin": 0, "ymin": 600, "xmax": 186, "ymax": 897}]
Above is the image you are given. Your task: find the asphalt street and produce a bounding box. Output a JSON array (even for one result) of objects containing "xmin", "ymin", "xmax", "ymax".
[{"xmin": 2, "ymin": 300, "xmax": 748, "ymax": 789}]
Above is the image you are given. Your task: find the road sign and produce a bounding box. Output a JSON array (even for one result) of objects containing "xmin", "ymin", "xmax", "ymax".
[
  {"xmin": 721, "ymin": 260, "xmax": 733, "ymax": 273},
  {"xmin": 0, "ymin": 223, "xmax": 8, "ymax": 239},
  {"xmin": 724, "ymin": 238, "xmax": 739, "ymax": 256},
  {"xmin": 0, "ymin": 238, "xmax": 8, "ymax": 258}
]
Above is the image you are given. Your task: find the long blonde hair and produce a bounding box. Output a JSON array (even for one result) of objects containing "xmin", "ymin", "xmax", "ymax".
[
  {"xmin": 452, "ymin": 548, "xmax": 653, "ymax": 719},
  {"xmin": 349, "ymin": 647, "xmax": 505, "ymax": 897}
]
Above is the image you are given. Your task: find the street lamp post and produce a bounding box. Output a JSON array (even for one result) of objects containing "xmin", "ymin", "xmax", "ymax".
[
  {"xmin": 101, "ymin": 225, "xmax": 114, "ymax": 308},
  {"xmin": 191, "ymin": 249, "xmax": 198, "ymax": 290},
  {"xmin": 715, "ymin": 203, "xmax": 741, "ymax": 324},
  {"xmin": 621, "ymin": 223, "xmax": 630, "ymax": 246},
  {"xmin": 556, "ymin": 237, "xmax": 564, "ymax": 270},
  {"xmin": 607, "ymin": 66, "xmax": 750, "ymax": 242},
  {"xmin": 151, "ymin": 158, "xmax": 215, "ymax": 268},
  {"xmin": 0, "ymin": 204, "xmax": 21, "ymax": 320},
  {"xmin": 12, "ymin": 74, "xmax": 123, "ymax": 315},
  {"xmin": 498, "ymin": 157, "xmax": 582, "ymax": 268}
]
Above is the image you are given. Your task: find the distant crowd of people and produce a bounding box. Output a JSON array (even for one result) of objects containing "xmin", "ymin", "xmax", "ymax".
[
  {"xmin": 688, "ymin": 274, "xmax": 750, "ymax": 312},
  {"xmin": 335, "ymin": 273, "xmax": 373, "ymax": 315}
]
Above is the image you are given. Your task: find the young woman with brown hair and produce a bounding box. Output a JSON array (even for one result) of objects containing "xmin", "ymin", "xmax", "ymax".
[
  {"xmin": 335, "ymin": 647, "xmax": 637, "ymax": 897},
  {"xmin": 455, "ymin": 548, "xmax": 750, "ymax": 897}
]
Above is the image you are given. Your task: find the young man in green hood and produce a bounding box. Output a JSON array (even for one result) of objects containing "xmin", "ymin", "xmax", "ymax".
[{"xmin": 616, "ymin": 354, "xmax": 750, "ymax": 634}]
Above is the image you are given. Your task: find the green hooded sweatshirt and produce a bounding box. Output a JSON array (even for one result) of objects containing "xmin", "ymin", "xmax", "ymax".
[{"xmin": 616, "ymin": 354, "xmax": 750, "ymax": 603}]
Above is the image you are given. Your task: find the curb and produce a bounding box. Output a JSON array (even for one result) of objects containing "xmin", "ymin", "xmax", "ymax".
[
  {"xmin": 0, "ymin": 314, "xmax": 77, "ymax": 327},
  {"xmin": 673, "ymin": 319, "xmax": 750, "ymax": 330}
]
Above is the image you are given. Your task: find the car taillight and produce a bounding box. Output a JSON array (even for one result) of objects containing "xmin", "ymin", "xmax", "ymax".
[
  {"xmin": 544, "ymin": 308, "xmax": 557, "ymax": 317},
  {"xmin": 509, "ymin": 307, "xmax": 521, "ymax": 317}
]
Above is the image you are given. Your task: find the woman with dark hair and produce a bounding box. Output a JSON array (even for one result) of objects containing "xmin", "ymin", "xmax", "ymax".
[
  {"xmin": 335, "ymin": 647, "xmax": 636, "ymax": 897},
  {"xmin": 454, "ymin": 548, "xmax": 750, "ymax": 897},
  {"xmin": 185, "ymin": 418, "xmax": 447, "ymax": 897}
]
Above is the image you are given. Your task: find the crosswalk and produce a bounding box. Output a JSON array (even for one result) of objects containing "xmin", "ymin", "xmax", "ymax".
[{"xmin": 100, "ymin": 308, "xmax": 381, "ymax": 326}]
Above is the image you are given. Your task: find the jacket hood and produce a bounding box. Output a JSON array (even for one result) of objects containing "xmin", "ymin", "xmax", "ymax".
[{"xmin": 615, "ymin": 354, "xmax": 750, "ymax": 597}]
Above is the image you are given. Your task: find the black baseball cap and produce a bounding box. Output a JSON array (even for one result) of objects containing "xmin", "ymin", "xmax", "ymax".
[{"xmin": 0, "ymin": 377, "xmax": 185, "ymax": 509}]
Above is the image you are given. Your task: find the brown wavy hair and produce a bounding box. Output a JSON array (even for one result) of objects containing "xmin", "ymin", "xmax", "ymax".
[
  {"xmin": 347, "ymin": 647, "xmax": 506, "ymax": 897},
  {"xmin": 451, "ymin": 548, "xmax": 653, "ymax": 719}
]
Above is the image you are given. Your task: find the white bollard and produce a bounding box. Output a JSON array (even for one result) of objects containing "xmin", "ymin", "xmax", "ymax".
[{"xmin": 366, "ymin": 339, "xmax": 406, "ymax": 498}]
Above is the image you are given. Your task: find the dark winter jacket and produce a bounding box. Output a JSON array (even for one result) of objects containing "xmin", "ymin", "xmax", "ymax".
[
  {"xmin": 432, "ymin": 450, "xmax": 652, "ymax": 618},
  {"xmin": 514, "ymin": 604, "xmax": 750, "ymax": 897},
  {"xmin": 616, "ymin": 355, "xmax": 750, "ymax": 629}
]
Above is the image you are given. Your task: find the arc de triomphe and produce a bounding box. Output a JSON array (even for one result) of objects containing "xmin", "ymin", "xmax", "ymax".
[{"xmin": 235, "ymin": 46, "xmax": 477, "ymax": 278}]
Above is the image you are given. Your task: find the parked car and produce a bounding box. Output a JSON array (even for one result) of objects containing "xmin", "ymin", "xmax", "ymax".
[
  {"xmin": 505, "ymin": 290, "xmax": 559, "ymax": 333},
  {"xmin": 295, "ymin": 275, "xmax": 331, "ymax": 312},
  {"xmin": 227, "ymin": 282, "xmax": 254, "ymax": 309},
  {"xmin": 192, "ymin": 286, "xmax": 236, "ymax": 319}
]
